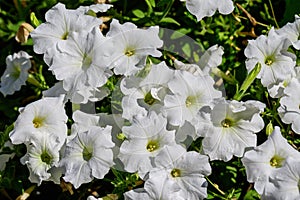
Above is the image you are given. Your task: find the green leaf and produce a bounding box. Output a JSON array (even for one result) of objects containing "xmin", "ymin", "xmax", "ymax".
[
  {"xmin": 159, "ymin": 17, "xmax": 180, "ymax": 26},
  {"xmin": 280, "ymin": 0, "xmax": 300, "ymax": 25},
  {"xmin": 182, "ymin": 43, "xmax": 191, "ymax": 58},
  {"xmin": 243, "ymin": 189, "xmax": 260, "ymax": 200},
  {"xmin": 148, "ymin": 0, "xmax": 156, "ymax": 7},
  {"xmin": 132, "ymin": 9, "xmax": 145, "ymax": 18},
  {"xmin": 30, "ymin": 12, "xmax": 40, "ymax": 27},
  {"xmin": 170, "ymin": 28, "xmax": 191, "ymax": 39}
]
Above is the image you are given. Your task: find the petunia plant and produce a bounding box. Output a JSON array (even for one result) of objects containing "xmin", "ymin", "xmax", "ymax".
[{"xmin": 0, "ymin": 0, "xmax": 300, "ymax": 200}]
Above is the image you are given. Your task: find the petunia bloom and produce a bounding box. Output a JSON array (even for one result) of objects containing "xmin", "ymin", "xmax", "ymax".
[
  {"xmin": 195, "ymin": 99, "xmax": 265, "ymax": 161},
  {"xmin": 163, "ymin": 70, "xmax": 222, "ymax": 127},
  {"xmin": 118, "ymin": 111, "xmax": 178, "ymax": 177},
  {"xmin": 152, "ymin": 145, "xmax": 211, "ymax": 199},
  {"xmin": 30, "ymin": 3, "xmax": 102, "ymax": 65},
  {"xmin": 244, "ymin": 28, "xmax": 296, "ymax": 87},
  {"xmin": 106, "ymin": 19, "xmax": 163, "ymax": 76},
  {"xmin": 0, "ymin": 51, "xmax": 32, "ymax": 96},
  {"xmin": 20, "ymin": 134, "xmax": 61, "ymax": 185},
  {"xmin": 278, "ymin": 75, "xmax": 300, "ymax": 134},
  {"xmin": 241, "ymin": 126, "xmax": 300, "ymax": 194},
  {"xmin": 184, "ymin": 0, "xmax": 234, "ymax": 21},
  {"xmin": 9, "ymin": 95, "xmax": 68, "ymax": 147},
  {"xmin": 275, "ymin": 15, "xmax": 300, "ymax": 50},
  {"xmin": 61, "ymin": 125, "xmax": 114, "ymax": 189}
]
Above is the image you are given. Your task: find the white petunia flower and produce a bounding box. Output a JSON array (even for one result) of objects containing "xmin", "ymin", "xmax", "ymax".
[
  {"xmin": 195, "ymin": 99, "xmax": 265, "ymax": 161},
  {"xmin": 124, "ymin": 175, "xmax": 186, "ymax": 200},
  {"xmin": 276, "ymin": 15, "xmax": 300, "ymax": 50},
  {"xmin": 152, "ymin": 145, "xmax": 211, "ymax": 200},
  {"xmin": 278, "ymin": 75, "xmax": 300, "ymax": 134},
  {"xmin": 106, "ymin": 19, "xmax": 163, "ymax": 76},
  {"xmin": 120, "ymin": 62, "xmax": 174, "ymax": 121},
  {"xmin": 163, "ymin": 70, "xmax": 222, "ymax": 127},
  {"xmin": 71, "ymin": 110, "xmax": 124, "ymax": 169},
  {"xmin": 43, "ymin": 81, "xmax": 110, "ymax": 104},
  {"xmin": 21, "ymin": 134, "xmax": 61, "ymax": 185},
  {"xmin": 49, "ymin": 27, "xmax": 113, "ymax": 98},
  {"xmin": 77, "ymin": 3, "xmax": 113, "ymax": 14},
  {"xmin": 9, "ymin": 95, "xmax": 68, "ymax": 147},
  {"xmin": 174, "ymin": 45, "xmax": 224, "ymax": 76},
  {"xmin": 61, "ymin": 125, "xmax": 114, "ymax": 189},
  {"xmin": 118, "ymin": 111, "xmax": 178, "ymax": 177},
  {"xmin": 185, "ymin": 0, "xmax": 234, "ymax": 21},
  {"xmin": 244, "ymin": 28, "xmax": 296, "ymax": 87},
  {"xmin": 241, "ymin": 126, "xmax": 300, "ymax": 195},
  {"xmin": 262, "ymin": 157, "xmax": 300, "ymax": 199},
  {"xmin": 30, "ymin": 3, "xmax": 102, "ymax": 65},
  {"xmin": 0, "ymin": 51, "xmax": 31, "ymax": 96}
]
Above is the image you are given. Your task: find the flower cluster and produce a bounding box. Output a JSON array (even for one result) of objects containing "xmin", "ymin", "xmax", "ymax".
[{"xmin": 1, "ymin": 1, "xmax": 300, "ymax": 199}]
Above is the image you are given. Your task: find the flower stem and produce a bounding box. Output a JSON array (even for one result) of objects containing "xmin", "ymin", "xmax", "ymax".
[
  {"xmin": 233, "ymin": 63, "xmax": 261, "ymax": 101},
  {"xmin": 206, "ymin": 177, "xmax": 226, "ymax": 196}
]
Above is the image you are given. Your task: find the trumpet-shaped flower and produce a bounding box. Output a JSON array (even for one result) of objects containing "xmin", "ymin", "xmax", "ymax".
[
  {"xmin": 276, "ymin": 15, "xmax": 300, "ymax": 50},
  {"xmin": 120, "ymin": 62, "xmax": 174, "ymax": 121},
  {"xmin": 20, "ymin": 134, "xmax": 61, "ymax": 185},
  {"xmin": 163, "ymin": 70, "xmax": 222, "ymax": 127},
  {"xmin": 195, "ymin": 99, "xmax": 265, "ymax": 161},
  {"xmin": 185, "ymin": 0, "xmax": 234, "ymax": 21},
  {"xmin": 77, "ymin": 3, "xmax": 113, "ymax": 14},
  {"xmin": 106, "ymin": 19, "xmax": 163, "ymax": 76},
  {"xmin": 43, "ymin": 81, "xmax": 110, "ymax": 104},
  {"xmin": 9, "ymin": 95, "xmax": 67, "ymax": 146},
  {"xmin": 49, "ymin": 27, "xmax": 113, "ymax": 98},
  {"xmin": 31, "ymin": 3, "xmax": 102, "ymax": 65},
  {"xmin": 118, "ymin": 112, "xmax": 178, "ymax": 177},
  {"xmin": 61, "ymin": 125, "xmax": 114, "ymax": 189},
  {"xmin": 124, "ymin": 175, "xmax": 186, "ymax": 200},
  {"xmin": 262, "ymin": 157, "xmax": 300, "ymax": 199},
  {"xmin": 278, "ymin": 76, "xmax": 300, "ymax": 134},
  {"xmin": 244, "ymin": 28, "xmax": 296, "ymax": 87},
  {"xmin": 152, "ymin": 145, "xmax": 211, "ymax": 199},
  {"xmin": 241, "ymin": 126, "xmax": 300, "ymax": 194},
  {"xmin": 0, "ymin": 51, "xmax": 31, "ymax": 96}
]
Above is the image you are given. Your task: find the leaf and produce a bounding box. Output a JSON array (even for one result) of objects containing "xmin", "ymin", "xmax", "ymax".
[
  {"xmin": 170, "ymin": 28, "xmax": 191, "ymax": 39},
  {"xmin": 148, "ymin": 0, "xmax": 156, "ymax": 7},
  {"xmin": 30, "ymin": 12, "xmax": 40, "ymax": 27},
  {"xmin": 159, "ymin": 17, "xmax": 180, "ymax": 26},
  {"xmin": 132, "ymin": 9, "xmax": 145, "ymax": 18},
  {"xmin": 280, "ymin": 0, "xmax": 300, "ymax": 25},
  {"xmin": 182, "ymin": 43, "xmax": 191, "ymax": 58}
]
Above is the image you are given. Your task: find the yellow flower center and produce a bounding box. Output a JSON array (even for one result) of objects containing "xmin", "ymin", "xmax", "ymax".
[
  {"xmin": 270, "ymin": 155, "xmax": 284, "ymax": 168},
  {"xmin": 32, "ymin": 117, "xmax": 44, "ymax": 128},
  {"xmin": 185, "ymin": 96, "xmax": 196, "ymax": 107},
  {"xmin": 171, "ymin": 168, "xmax": 181, "ymax": 178},
  {"xmin": 124, "ymin": 49, "xmax": 135, "ymax": 57},
  {"xmin": 221, "ymin": 118, "xmax": 233, "ymax": 128},
  {"xmin": 264, "ymin": 57, "xmax": 274, "ymax": 66},
  {"xmin": 146, "ymin": 140, "xmax": 159, "ymax": 152}
]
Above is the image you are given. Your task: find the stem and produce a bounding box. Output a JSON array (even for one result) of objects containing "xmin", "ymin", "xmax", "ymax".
[
  {"xmin": 160, "ymin": 0, "xmax": 174, "ymax": 20},
  {"xmin": 27, "ymin": 74, "xmax": 44, "ymax": 89},
  {"xmin": 145, "ymin": 0, "xmax": 153, "ymax": 16},
  {"xmin": 233, "ymin": 63, "xmax": 261, "ymax": 101},
  {"xmin": 206, "ymin": 177, "xmax": 226, "ymax": 196},
  {"xmin": 211, "ymin": 67, "xmax": 238, "ymax": 85},
  {"xmin": 268, "ymin": 0, "xmax": 279, "ymax": 28}
]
